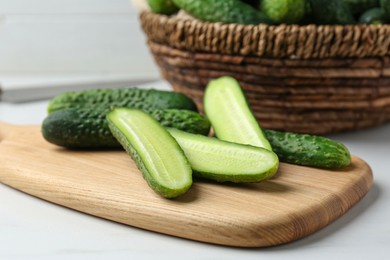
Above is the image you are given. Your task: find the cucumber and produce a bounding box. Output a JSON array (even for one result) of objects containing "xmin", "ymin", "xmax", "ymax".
[
  {"xmin": 241, "ymin": 0, "xmax": 261, "ymax": 8},
  {"xmin": 107, "ymin": 108, "xmax": 192, "ymax": 198},
  {"xmin": 308, "ymin": 0, "xmax": 356, "ymax": 24},
  {"xmin": 380, "ymin": 0, "xmax": 390, "ymax": 20},
  {"xmin": 171, "ymin": 0, "xmax": 273, "ymax": 25},
  {"xmin": 260, "ymin": 0, "xmax": 307, "ymax": 24},
  {"xmin": 42, "ymin": 107, "xmax": 210, "ymax": 149},
  {"xmin": 168, "ymin": 128, "xmax": 279, "ymax": 183},
  {"xmin": 47, "ymin": 87, "xmax": 198, "ymax": 114},
  {"xmin": 203, "ymin": 76, "xmax": 272, "ymax": 151},
  {"xmin": 147, "ymin": 0, "xmax": 179, "ymax": 15},
  {"xmin": 359, "ymin": 7, "xmax": 385, "ymax": 24},
  {"xmin": 343, "ymin": 0, "xmax": 379, "ymax": 15},
  {"xmin": 264, "ymin": 129, "xmax": 351, "ymax": 169}
]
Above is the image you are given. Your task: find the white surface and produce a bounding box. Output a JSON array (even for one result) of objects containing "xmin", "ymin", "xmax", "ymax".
[
  {"xmin": 1, "ymin": 80, "xmax": 390, "ymax": 259},
  {"xmin": 1, "ymin": 0, "xmax": 390, "ymax": 258},
  {"xmin": 0, "ymin": 0, "xmax": 160, "ymax": 100}
]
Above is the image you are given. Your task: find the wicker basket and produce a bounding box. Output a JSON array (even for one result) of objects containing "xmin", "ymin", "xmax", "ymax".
[{"xmin": 140, "ymin": 11, "xmax": 390, "ymax": 134}]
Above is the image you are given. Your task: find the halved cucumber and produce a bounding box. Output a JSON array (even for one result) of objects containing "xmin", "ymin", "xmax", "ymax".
[
  {"xmin": 107, "ymin": 108, "xmax": 192, "ymax": 198},
  {"xmin": 204, "ymin": 76, "xmax": 272, "ymax": 151},
  {"xmin": 168, "ymin": 128, "xmax": 279, "ymax": 183}
]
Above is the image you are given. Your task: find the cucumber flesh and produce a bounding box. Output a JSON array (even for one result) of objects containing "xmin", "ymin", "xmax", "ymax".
[
  {"xmin": 168, "ymin": 128, "xmax": 279, "ymax": 183},
  {"xmin": 204, "ymin": 76, "xmax": 272, "ymax": 151},
  {"xmin": 107, "ymin": 108, "xmax": 192, "ymax": 198}
]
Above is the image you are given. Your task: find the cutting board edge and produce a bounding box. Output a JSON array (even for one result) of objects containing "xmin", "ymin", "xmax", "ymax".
[{"xmin": 0, "ymin": 156, "xmax": 374, "ymax": 248}]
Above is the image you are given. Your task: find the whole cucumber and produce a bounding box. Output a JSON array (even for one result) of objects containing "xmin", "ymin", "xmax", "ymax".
[
  {"xmin": 308, "ymin": 0, "xmax": 356, "ymax": 24},
  {"xmin": 147, "ymin": 0, "xmax": 179, "ymax": 15},
  {"xmin": 343, "ymin": 0, "xmax": 379, "ymax": 15},
  {"xmin": 171, "ymin": 0, "xmax": 273, "ymax": 24},
  {"xmin": 359, "ymin": 7, "xmax": 385, "ymax": 24},
  {"xmin": 264, "ymin": 129, "xmax": 351, "ymax": 169},
  {"xmin": 47, "ymin": 87, "xmax": 198, "ymax": 114},
  {"xmin": 380, "ymin": 0, "xmax": 390, "ymax": 20},
  {"xmin": 42, "ymin": 107, "xmax": 210, "ymax": 149},
  {"xmin": 260, "ymin": 0, "xmax": 307, "ymax": 24}
]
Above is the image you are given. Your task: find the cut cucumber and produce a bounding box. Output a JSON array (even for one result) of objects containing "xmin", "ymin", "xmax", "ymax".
[
  {"xmin": 107, "ymin": 108, "xmax": 192, "ymax": 198},
  {"xmin": 203, "ymin": 76, "xmax": 272, "ymax": 151},
  {"xmin": 168, "ymin": 128, "xmax": 279, "ymax": 183}
]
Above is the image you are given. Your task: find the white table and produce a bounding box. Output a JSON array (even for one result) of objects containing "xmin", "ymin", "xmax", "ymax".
[{"xmin": 1, "ymin": 81, "xmax": 389, "ymax": 259}]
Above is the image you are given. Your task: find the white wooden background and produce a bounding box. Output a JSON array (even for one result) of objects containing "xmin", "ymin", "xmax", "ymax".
[{"xmin": 0, "ymin": 0, "xmax": 160, "ymax": 101}]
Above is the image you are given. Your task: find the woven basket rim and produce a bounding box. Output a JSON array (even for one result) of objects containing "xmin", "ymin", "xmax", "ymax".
[{"xmin": 140, "ymin": 11, "xmax": 390, "ymax": 59}]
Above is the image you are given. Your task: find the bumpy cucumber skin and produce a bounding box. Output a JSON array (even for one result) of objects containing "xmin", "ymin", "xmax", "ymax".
[
  {"xmin": 147, "ymin": 0, "xmax": 179, "ymax": 15},
  {"xmin": 308, "ymin": 0, "xmax": 356, "ymax": 24},
  {"xmin": 47, "ymin": 88, "xmax": 198, "ymax": 114},
  {"xmin": 171, "ymin": 0, "xmax": 273, "ymax": 25},
  {"xmin": 42, "ymin": 107, "xmax": 117, "ymax": 149},
  {"xmin": 264, "ymin": 129, "xmax": 351, "ymax": 169},
  {"xmin": 107, "ymin": 109, "xmax": 192, "ymax": 199},
  {"xmin": 42, "ymin": 107, "xmax": 210, "ymax": 149},
  {"xmin": 260, "ymin": 0, "xmax": 307, "ymax": 24},
  {"xmin": 168, "ymin": 128, "xmax": 279, "ymax": 183}
]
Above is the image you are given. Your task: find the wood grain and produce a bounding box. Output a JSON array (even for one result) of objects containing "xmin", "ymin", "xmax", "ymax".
[{"xmin": 0, "ymin": 122, "xmax": 373, "ymax": 247}]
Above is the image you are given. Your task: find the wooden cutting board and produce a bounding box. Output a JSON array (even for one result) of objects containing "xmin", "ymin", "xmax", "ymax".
[{"xmin": 0, "ymin": 121, "xmax": 373, "ymax": 247}]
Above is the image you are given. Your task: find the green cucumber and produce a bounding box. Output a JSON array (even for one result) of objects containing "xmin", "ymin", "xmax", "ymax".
[
  {"xmin": 203, "ymin": 76, "xmax": 272, "ymax": 151},
  {"xmin": 380, "ymin": 0, "xmax": 390, "ymax": 20},
  {"xmin": 308, "ymin": 0, "xmax": 356, "ymax": 24},
  {"xmin": 343, "ymin": 0, "xmax": 379, "ymax": 15},
  {"xmin": 147, "ymin": 0, "xmax": 179, "ymax": 15},
  {"xmin": 168, "ymin": 128, "xmax": 279, "ymax": 183},
  {"xmin": 171, "ymin": 0, "xmax": 273, "ymax": 25},
  {"xmin": 107, "ymin": 108, "xmax": 192, "ymax": 198},
  {"xmin": 47, "ymin": 87, "xmax": 198, "ymax": 114},
  {"xmin": 42, "ymin": 107, "xmax": 210, "ymax": 149},
  {"xmin": 241, "ymin": 0, "xmax": 261, "ymax": 8},
  {"xmin": 264, "ymin": 129, "xmax": 351, "ymax": 169},
  {"xmin": 359, "ymin": 7, "xmax": 385, "ymax": 24},
  {"xmin": 260, "ymin": 0, "xmax": 307, "ymax": 24}
]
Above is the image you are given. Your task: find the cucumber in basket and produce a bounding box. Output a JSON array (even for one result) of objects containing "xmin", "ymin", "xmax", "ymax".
[
  {"xmin": 42, "ymin": 107, "xmax": 210, "ymax": 149},
  {"xmin": 147, "ymin": 0, "xmax": 179, "ymax": 15},
  {"xmin": 343, "ymin": 0, "xmax": 379, "ymax": 15},
  {"xmin": 380, "ymin": 0, "xmax": 390, "ymax": 20},
  {"xmin": 47, "ymin": 87, "xmax": 198, "ymax": 114},
  {"xmin": 107, "ymin": 108, "xmax": 193, "ymax": 198},
  {"xmin": 308, "ymin": 0, "xmax": 356, "ymax": 24},
  {"xmin": 260, "ymin": 0, "xmax": 307, "ymax": 24},
  {"xmin": 171, "ymin": 0, "xmax": 273, "ymax": 24},
  {"xmin": 359, "ymin": 7, "xmax": 386, "ymax": 24}
]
